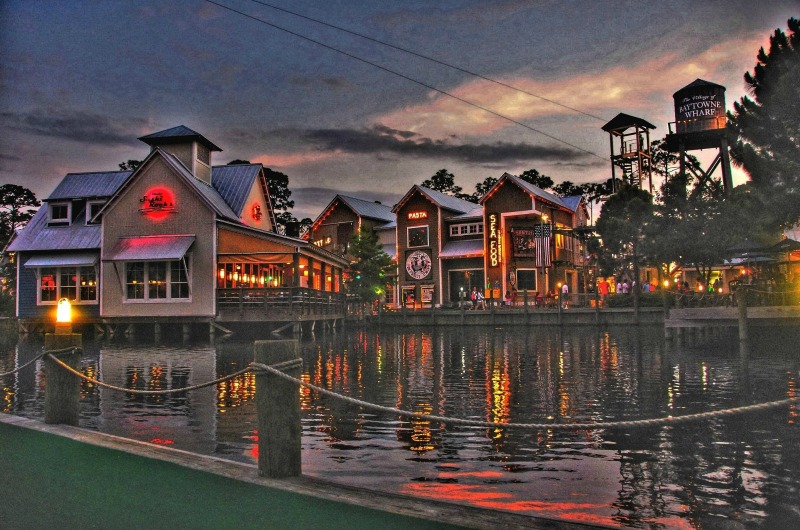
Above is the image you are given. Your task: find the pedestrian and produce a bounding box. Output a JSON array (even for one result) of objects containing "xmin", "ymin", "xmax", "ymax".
[
  {"xmin": 470, "ymin": 286, "xmax": 478, "ymax": 309},
  {"xmin": 622, "ymin": 280, "xmax": 629, "ymax": 294},
  {"xmin": 475, "ymin": 289, "xmax": 485, "ymax": 310},
  {"xmin": 598, "ymin": 278, "xmax": 610, "ymax": 307},
  {"xmin": 561, "ymin": 282, "xmax": 569, "ymax": 308}
]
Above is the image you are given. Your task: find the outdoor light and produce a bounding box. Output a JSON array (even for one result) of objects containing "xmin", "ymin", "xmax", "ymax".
[
  {"xmin": 663, "ymin": 280, "xmax": 670, "ymax": 288},
  {"xmin": 56, "ymin": 298, "xmax": 72, "ymax": 334}
]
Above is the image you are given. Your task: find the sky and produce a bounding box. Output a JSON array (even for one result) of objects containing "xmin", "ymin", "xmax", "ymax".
[{"xmin": 1, "ymin": 1, "xmax": 797, "ymax": 220}]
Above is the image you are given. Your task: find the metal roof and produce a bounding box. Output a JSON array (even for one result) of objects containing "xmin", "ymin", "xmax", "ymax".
[
  {"xmin": 504, "ymin": 174, "xmax": 575, "ymax": 213},
  {"xmin": 138, "ymin": 125, "xmax": 222, "ymax": 151},
  {"xmin": 211, "ymin": 164, "xmax": 262, "ymax": 217},
  {"xmin": 393, "ymin": 185, "xmax": 477, "ymax": 214},
  {"xmin": 47, "ymin": 171, "xmax": 132, "ymax": 200},
  {"xmin": 23, "ymin": 252, "xmax": 99, "ymax": 268},
  {"xmin": 448, "ymin": 206, "xmax": 484, "ymax": 220},
  {"xmin": 160, "ymin": 151, "xmax": 239, "ymax": 222},
  {"xmin": 601, "ymin": 113, "xmax": 656, "ymax": 133},
  {"xmin": 107, "ymin": 235, "xmax": 196, "ymax": 261},
  {"xmin": 440, "ymin": 239, "xmax": 484, "ymax": 258},
  {"xmin": 560, "ymin": 196, "xmax": 583, "ymax": 212},
  {"xmin": 7, "ymin": 207, "xmax": 102, "ymax": 252},
  {"xmin": 337, "ymin": 195, "xmax": 395, "ymax": 223}
]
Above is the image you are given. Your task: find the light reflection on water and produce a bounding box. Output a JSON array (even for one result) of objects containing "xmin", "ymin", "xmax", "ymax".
[{"xmin": 2, "ymin": 326, "xmax": 799, "ymax": 528}]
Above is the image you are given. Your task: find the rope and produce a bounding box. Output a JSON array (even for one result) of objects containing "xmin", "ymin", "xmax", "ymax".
[
  {"xmin": 250, "ymin": 362, "xmax": 799, "ymax": 431},
  {"xmin": 38, "ymin": 353, "xmax": 798, "ymax": 431},
  {"xmin": 0, "ymin": 353, "xmax": 45, "ymax": 378},
  {"xmin": 45, "ymin": 354, "xmax": 253, "ymax": 395},
  {"xmin": 0, "ymin": 346, "xmax": 82, "ymax": 378}
]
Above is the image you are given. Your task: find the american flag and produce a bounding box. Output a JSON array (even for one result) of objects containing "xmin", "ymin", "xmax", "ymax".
[{"xmin": 534, "ymin": 224, "xmax": 551, "ymax": 267}]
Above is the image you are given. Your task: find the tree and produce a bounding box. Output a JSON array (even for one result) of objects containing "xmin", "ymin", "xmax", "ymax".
[
  {"xmin": 0, "ymin": 184, "xmax": 40, "ymax": 248},
  {"xmin": 344, "ymin": 226, "xmax": 394, "ymax": 302},
  {"xmin": 471, "ymin": 176, "xmax": 498, "ymax": 202},
  {"xmin": 552, "ymin": 180, "xmax": 583, "ymax": 197},
  {"xmin": 518, "ymin": 169, "xmax": 553, "ymax": 190},
  {"xmin": 728, "ymin": 17, "xmax": 800, "ymax": 229},
  {"xmin": 595, "ymin": 184, "xmax": 654, "ymax": 288},
  {"xmin": 118, "ymin": 159, "xmax": 142, "ymax": 171},
  {"xmin": 422, "ymin": 169, "xmax": 462, "ymax": 196}
]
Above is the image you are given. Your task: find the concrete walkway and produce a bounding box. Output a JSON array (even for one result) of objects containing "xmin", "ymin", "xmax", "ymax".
[{"xmin": 0, "ymin": 415, "xmax": 592, "ymax": 530}]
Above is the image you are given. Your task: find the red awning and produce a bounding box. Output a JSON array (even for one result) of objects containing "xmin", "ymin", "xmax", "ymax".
[{"xmin": 107, "ymin": 235, "xmax": 195, "ymax": 261}]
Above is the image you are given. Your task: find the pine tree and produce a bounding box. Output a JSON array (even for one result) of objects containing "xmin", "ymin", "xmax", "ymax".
[{"xmin": 345, "ymin": 226, "xmax": 394, "ymax": 302}]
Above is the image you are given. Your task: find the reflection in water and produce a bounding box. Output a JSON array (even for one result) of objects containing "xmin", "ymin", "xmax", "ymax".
[{"xmin": 2, "ymin": 327, "xmax": 800, "ymax": 528}]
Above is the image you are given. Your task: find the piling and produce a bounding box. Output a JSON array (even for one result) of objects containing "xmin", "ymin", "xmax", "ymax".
[
  {"xmin": 254, "ymin": 339, "xmax": 302, "ymax": 478},
  {"xmin": 44, "ymin": 332, "xmax": 83, "ymax": 426},
  {"xmin": 737, "ymin": 286, "xmax": 749, "ymax": 342}
]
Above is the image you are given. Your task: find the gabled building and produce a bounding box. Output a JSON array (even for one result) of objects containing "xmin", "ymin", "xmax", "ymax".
[
  {"xmin": 9, "ymin": 126, "xmax": 348, "ymax": 334},
  {"xmin": 480, "ymin": 173, "xmax": 589, "ymax": 299},
  {"xmin": 393, "ymin": 185, "xmax": 481, "ymax": 308},
  {"xmin": 308, "ymin": 194, "xmax": 395, "ymax": 258}
]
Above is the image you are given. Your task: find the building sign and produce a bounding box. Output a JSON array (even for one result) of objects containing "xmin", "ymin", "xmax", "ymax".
[
  {"xmin": 407, "ymin": 211, "xmax": 428, "ymax": 220},
  {"xmin": 511, "ymin": 228, "xmax": 536, "ymax": 258},
  {"xmin": 139, "ymin": 187, "xmax": 176, "ymax": 220},
  {"xmin": 406, "ymin": 250, "xmax": 432, "ymax": 280},
  {"xmin": 488, "ymin": 213, "xmax": 502, "ymax": 268},
  {"xmin": 251, "ymin": 203, "xmax": 263, "ymax": 221}
]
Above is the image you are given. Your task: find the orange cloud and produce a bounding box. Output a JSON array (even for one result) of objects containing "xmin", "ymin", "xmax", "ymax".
[
  {"xmin": 250, "ymin": 150, "xmax": 343, "ymax": 168},
  {"xmin": 379, "ymin": 35, "xmax": 764, "ymax": 139}
]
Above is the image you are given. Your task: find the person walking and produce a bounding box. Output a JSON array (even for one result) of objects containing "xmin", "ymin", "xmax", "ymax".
[{"xmin": 561, "ymin": 282, "xmax": 569, "ymax": 309}]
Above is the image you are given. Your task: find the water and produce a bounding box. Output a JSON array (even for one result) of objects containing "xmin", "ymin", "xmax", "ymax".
[{"xmin": 2, "ymin": 325, "xmax": 799, "ymax": 528}]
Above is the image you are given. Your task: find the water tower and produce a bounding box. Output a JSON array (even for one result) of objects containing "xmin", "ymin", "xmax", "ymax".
[
  {"xmin": 602, "ymin": 113, "xmax": 656, "ymax": 193},
  {"xmin": 664, "ymin": 79, "xmax": 733, "ymax": 191}
]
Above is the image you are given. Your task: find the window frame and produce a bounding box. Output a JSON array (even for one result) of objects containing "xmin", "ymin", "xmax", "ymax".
[
  {"xmin": 48, "ymin": 202, "xmax": 71, "ymax": 226},
  {"xmin": 123, "ymin": 259, "xmax": 191, "ymax": 303},
  {"xmin": 37, "ymin": 265, "xmax": 98, "ymax": 305},
  {"xmin": 407, "ymin": 225, "xmax": 430, "ymax": 248},
  {"xmin": 449, "ymin": 222, "xmax": 484, "ymax": 237},
  {"xmin": 86, "ymin": 200, "xmax": 105, "ymax": 225}
]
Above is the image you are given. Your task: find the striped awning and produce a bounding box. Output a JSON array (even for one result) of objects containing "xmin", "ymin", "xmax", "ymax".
[
  {"xmin": 107, "ymin": 235, "xmax": 195, "ymax": 261},
  {"xmin": 439, "ymin": 239, "xmax": 484, "ymax": 259},
  {"xmin": 24, "ymin": 253, "xmax": 99, "ymax": 268}
]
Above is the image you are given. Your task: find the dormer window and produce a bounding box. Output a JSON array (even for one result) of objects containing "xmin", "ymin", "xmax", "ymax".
[
  {"xmin": 48, "ymin": 202, "xmax": 71, "ymax": 226},
  {"xmin": 86, "ymin": 201, "xmax": 105, "ymax": 225}
]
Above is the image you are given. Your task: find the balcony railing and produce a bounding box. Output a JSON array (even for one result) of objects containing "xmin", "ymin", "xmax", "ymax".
[{"xmin": 217, "ymin": 287, "xmax": 346, "ymax": 317}]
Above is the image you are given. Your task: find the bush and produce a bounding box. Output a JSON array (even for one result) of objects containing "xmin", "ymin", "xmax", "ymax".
[{"xmin": 0, "ymin": 290, "xmax": 14, "ymax": 317}]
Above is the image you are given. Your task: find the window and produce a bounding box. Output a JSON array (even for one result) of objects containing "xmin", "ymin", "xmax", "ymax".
[
  {"xmin": 48, "ymin": 202, "xmax": 71, "ymax": 226},
  {"xmin": 516, "ymin": 270, "xmax": 537, "ymax": 292},
  {"xmin": 125, "ymin": 260, "xmax": 190, "ymax": 301},
  {"xmin": 87, "ymin": 201, "xmax": 105, "ymax": 224},
  {"xmin": 407, "ymin": 225, "xmax": 429, "ymax": 247},
  {"xmin": 38, "ymin": 266, "xmax": 97, "ymax": 304},
  {"xmin": 449, "ymin": 223, "xmax": 483, "ymax": 237}
]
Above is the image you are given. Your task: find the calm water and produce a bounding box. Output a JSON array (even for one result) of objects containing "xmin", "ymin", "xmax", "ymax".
[{"xmin": 2, "ymin": 325, "xmax": 799, "ymax": 529}]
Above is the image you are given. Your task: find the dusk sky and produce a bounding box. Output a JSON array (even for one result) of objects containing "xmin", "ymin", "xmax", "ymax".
[{"xmin": 1, "ymin": 1, "xmax": 797, "ymax": 220}]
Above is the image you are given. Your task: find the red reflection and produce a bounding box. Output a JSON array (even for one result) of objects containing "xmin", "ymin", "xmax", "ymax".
[{"xmin": 149, "ymin": 438, "xmax": 174, "ymax": 445}]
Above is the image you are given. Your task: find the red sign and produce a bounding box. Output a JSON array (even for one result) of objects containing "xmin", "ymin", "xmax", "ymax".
[
  {"xmin": 251, "ymin": 203, "xmax": 263, "ymax": 221},
  {"xmin": 140, "ymin": 186, "xmax": 176, "ymax": 220},
  {"xmin": 408, "ymin": 211, "xmax": 428, "ymax": 220}
]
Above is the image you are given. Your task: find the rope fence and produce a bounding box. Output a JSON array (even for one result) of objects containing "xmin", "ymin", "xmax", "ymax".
[{"xmin": 12, "ymin": 349, "xmax": 794, "ymax": 432}]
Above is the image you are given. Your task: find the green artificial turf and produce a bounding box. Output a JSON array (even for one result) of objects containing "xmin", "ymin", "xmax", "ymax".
[{"xmin": 0, "ymin": 422, "xmax": 464, "ymax": 530}]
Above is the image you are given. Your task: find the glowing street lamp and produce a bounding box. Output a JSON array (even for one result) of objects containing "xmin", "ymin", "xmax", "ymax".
[{"xmin": 56, "ymin": 298, "xmax": 72, "ymax": 334}]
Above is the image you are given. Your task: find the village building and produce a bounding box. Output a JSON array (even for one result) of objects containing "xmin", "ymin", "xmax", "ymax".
[
  {"xmin": 480, "ymin": 173, "xmax": 590, "ymax": 304},
  {"xmin": 392, "ymin": 185, "xmax": 481, "ymax": 308},
  {"xmin": 8, "ymin": 126, "xmax": 348, "ymax": 335}
]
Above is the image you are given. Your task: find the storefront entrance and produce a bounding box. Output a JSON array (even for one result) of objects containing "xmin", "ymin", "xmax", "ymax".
[{"xmin": 448, "ymin": 269, "xmax": 485, "ymax": 303}]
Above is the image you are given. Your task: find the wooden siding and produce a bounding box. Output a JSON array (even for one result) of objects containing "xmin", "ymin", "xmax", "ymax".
[
  {"xmin": 240, "ymin": 179, "xmax": 273, "ymax": 232},
  {"xmin": 16, "ymin": 253, "xmax": 101, "ymax": 321},
  {"xmin": 396, "ymin": 192, "xmax": 441, "ymax": 303},
  {"xmin": 100, "ymin": 155, "xmax": 217, "ymax": 318}
]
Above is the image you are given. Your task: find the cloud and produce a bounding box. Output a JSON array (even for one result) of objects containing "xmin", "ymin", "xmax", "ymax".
[
  {"xmin": 250, "ymin": 150, "xmax": 342, "ymax": 168},
  {"xmin": 1, "ymin": 109, "xmax": 148, "ymax": 146},
  {"xmin": 301, "ymin": 125, "xmax": 583, "ymax": 165},
  {"xmin": 377, "ymin": 35, "xmax": 765, "ymax": 138}
]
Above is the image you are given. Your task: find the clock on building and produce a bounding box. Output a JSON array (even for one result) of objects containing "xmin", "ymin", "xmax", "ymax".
[{"xmin": 405, "ymin": 250, "xmax": 432, "ymax": 280}]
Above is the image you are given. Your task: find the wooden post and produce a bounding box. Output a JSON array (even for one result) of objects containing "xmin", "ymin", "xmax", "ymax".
[
  {"xmin": 254, "ymin": 340, "xmax": 302, "ymax": 478},
  {"xmin": 44, "ymin": 332, "xmax": 83, "ymax": 425},
  {"xmin": 737, "ymin": 286, "xmax": 748, "ymax": 342}
]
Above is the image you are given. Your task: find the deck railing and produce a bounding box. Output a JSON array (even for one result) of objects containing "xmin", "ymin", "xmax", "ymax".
[{"xmin": 217, "ymin": 287, "xmax": 346, "ymax": 317}]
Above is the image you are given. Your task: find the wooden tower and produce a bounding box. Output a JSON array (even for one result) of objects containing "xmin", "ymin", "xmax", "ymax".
[{"xmin": 602, "ymin": 113, "xmax": 656, "ymax": 193}]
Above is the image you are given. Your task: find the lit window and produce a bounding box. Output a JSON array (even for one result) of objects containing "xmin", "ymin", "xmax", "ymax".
[{"xmin": 38, "ymin": 266, "xmax": 97, "ymax": 304}]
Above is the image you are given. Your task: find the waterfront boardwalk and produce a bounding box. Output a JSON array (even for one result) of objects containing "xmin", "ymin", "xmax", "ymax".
[{"xmin": 0, "ymin": 415, "xmax": 593, "ymax": 530}]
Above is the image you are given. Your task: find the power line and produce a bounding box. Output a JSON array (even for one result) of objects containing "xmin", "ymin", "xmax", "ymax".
[
  {"xmin": 203, "ymin": 0, "xmax": 608, "ymax": 161},
  {"xmin": 246, "ymin": 0, "xmax": 607, "ymax": 122}
]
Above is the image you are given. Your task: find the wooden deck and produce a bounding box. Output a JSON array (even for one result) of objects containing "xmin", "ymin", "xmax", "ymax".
[{"xmin": 665, "ymin": 306, "xmax": 800, "ymax": 329}]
